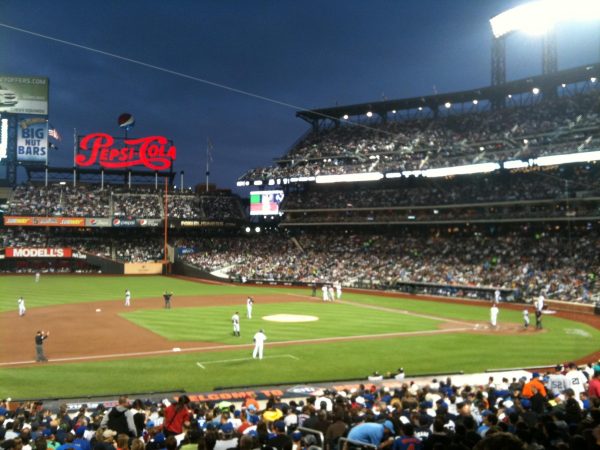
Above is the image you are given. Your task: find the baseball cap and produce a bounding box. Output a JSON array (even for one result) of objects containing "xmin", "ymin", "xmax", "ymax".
[
  {"xmin": 383, "ymin": 420, "xmax": 395, "ymax": 434},
  {"xmin": 154, "ymin": 433, "xmax": 165, "ymax": 444},
  {"xmin": 531, "ymin": 372, "xmax": 540, "ymax": 378},
  {"xmin": 221, "ymin": 423, "xmax": 234, "ymax": 434},
  {"xmin": 75, "ymin": 426, "xmax": 87, "ymax": 436},
  {"xmin": 274, "ymin": 421, "xmax": 286, "ymax": 432},
  {"xmin": 291, "ymin": 431, "xmax": 302, "ymax": 441}
]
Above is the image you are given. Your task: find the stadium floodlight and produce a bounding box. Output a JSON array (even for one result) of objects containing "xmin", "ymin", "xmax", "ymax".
[
  {"xmin": 490, "ymin": 0, "xmax": 600, "ymax": 39},
  {"xmin": 255, "ymin": 226, "xmax": 261, "ymax": 233},
  {"xmin": 418, "ymin": 107, "xmax": 423, "ymax": 111},
  {"xmin": 366, "ymin": 111, "xmax": 373, "ymax": 118},
  {"xmin": 532, "ymin": 87, "xmax": 540, "ymax": 95},
  {"xmin": 343, "ymin": 114, "xmax": 349, "ymax": 120},
  {"xmin": 533, "ymin": 150, "xmax": 600, "ymax": 166},
  {"xmin": 592, "ymin": 77, "xmax": 597, "ymax": 83},
  {"xmin": 503, "ymin": 160, "xmax": 531, "ymax": 169},
  {"xmin": 245, "ymin": 227, "xmax": 251, "ymax": 233},
  {"xmin": 392, "ymin": 110, "xmax": 397, "ymax": 114},
  {"xmin": 444, "ymin": 102, "xmax": 452, "ymax": 109},
  {"xmin": 315, "ymin": 172, "xmax": 384, "ymax": 184},
  {"xmin": 472, "ymin": 99, "xmax": 479, "ymax": 105},
  {"xmin": 561, "ymin": 83, "xmax": 567, "ymax": 88},
  {"xmin": 423, "ymin": 162, "xmax": 501, "ymax": 178},
  {"xmin": 507, "ymin": 94, "xmax": 512, "ymax": 99}
]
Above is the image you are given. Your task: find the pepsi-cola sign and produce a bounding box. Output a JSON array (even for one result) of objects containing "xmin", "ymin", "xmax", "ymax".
[{"xmin": 76, "ymin": 133, "xmax": 176, "ymax": 170}]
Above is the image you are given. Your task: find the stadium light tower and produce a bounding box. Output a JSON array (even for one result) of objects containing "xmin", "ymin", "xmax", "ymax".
[{"xmin": 489, "ymin": 0, "xmax": 600, "ymax": 87}]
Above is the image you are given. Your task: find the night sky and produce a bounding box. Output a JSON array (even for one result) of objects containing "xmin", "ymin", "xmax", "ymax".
[{"xmin": 2, "ymin": 1, "xmax": 599, "ymax": 193}]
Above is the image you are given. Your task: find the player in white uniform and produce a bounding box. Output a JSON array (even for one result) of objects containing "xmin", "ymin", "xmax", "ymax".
[
  {"xmin": 246, "ymin": 296, "xmax": 254, "ymax": 319},
  {"xmin": 232, "ymin": 312, "xmax": 240, "ymax": 337},
  {"xmin": 18, "ymin": 297, "xmax": 26, "ymax": 316},
  {"xmin": 494, "ymin": 289, "xmax": 501, "ymax": 303},
  {"xmin": 252, "ymin": 329, "xmax": 267, "ymax": 359},
  {"xmin": 125, "ymin": 289, "xmax": 131, "ymax": 307},
  {"xmin": 328, "ymin": 285, "xmax": 335, "ymax": 302},
  {"xmin": 35, "ymin": 272, "xmax": 40, "ymax": 283},
  {"xmin": 490, "ymin": 304, "xmax": 499, "ymax": 328},
  {"xmin": 335, "ymin": 282, "xmax": 342, "ymax": 299},
  {"xmin": 321, "ymin": 285, "xmax": 329, "ymax": 302},
  {"xmin": 523, "ymin": 309, "xmax": 530, "ymax": 329},
  {"xmin": 536, "ymin": 293, "xmax": 545, "ymax": 312}
]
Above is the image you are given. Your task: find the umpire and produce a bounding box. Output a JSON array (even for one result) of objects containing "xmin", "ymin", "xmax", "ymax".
[{"xmin": 35, "ymin": 330, "xmax": 49, "ymax": 362}]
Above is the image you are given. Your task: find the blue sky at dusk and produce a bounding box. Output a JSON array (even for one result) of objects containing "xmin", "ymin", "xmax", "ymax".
[{"xmin": 2, "ymin": 1, "xmax": 599, "ymax": 191}]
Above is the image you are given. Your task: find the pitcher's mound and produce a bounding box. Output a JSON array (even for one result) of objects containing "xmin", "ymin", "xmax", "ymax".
[{"xmin": 263, "ymin": 314, "xmax": 319, "ymax": 323}]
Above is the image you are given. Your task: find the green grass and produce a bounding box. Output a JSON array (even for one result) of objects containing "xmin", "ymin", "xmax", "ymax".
[
  {"xmin": 1, "ymin": 275, "xmax": 599, "ymax": 399},
  {"xmin": 121, "ymin": 302, "xmax": 441, "ymax": 343}
]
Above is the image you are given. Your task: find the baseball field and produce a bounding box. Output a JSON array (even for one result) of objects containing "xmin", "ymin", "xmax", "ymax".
[{"xmin": 1, "ymin": 274, "xmax": 600, "ymax": 399}]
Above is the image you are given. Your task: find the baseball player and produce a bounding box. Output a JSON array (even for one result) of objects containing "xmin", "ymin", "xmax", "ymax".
[
  {"xmin": 246, "ymin": 296, "xmax": 254, "ymax": 319},
  {"xmin": 252, "ymin": 329, "xmax": 267, "ymax": 359},
  {"xmin": 523, "ymin": 309, "xmax": 530, "ymax": 329},
  {"xmin": 494, "ymin": 289, "xmax": 501, "ymax": 303},
  {"xmin": 35, "ymin": 272, "xmax": 40, "ymax": 283},
  {"xmin": 35, "ymin": 330, "xmax": 49, "ymax": 362},
  {"xmin": 490, "ymin": 304, "xmax": 499, "ymax": 328},
  {"xmin": 536, "ymin": 293, "xmax": 545, "ymax": 312},
  {"xmin": 232, "ymin": 311, "xmax": 241, "ymax": 337},
  {"xmin": 18, "ymin": 297, "xmax": 26, "ymax": 317},
  {"xmin": 321, "ymin": 285, "xmax": 329, "ymax": 302},
  {"xmin": 125, "ymin": 289, "xmax": 131, "ymax": 307},
  {"xmin": 328, "ymin": 285, "xmax": 335, "ymax": 302},
  {"xmin": 163, "ymin": 291, "xmax": 173, "ymax": 309},
  {"xmin": 335, "ymin": 281, "xmax": 342, "ymax": 299}
]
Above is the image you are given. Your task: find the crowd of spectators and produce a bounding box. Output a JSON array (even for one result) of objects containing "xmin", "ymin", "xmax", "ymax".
[
  {"xmin": 282, "ymin": 165, "xmax": 600, "ymax": 211},
  {"xmin": 2, "ymin": 362, "xmax": 600, "ymax": 450},
  {"xmin": 239, "ymin": 89, "xmax": 600, "ymax": 182},
  {"xmin": 6, "ymin": 185, "xmax": 245, "ymax": 222},
  {"xmin": 180, "ymin": 227, "xmax": 599, "ymax": 303}
]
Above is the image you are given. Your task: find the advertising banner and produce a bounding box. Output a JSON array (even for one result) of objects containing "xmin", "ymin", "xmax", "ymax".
[
  {"xmin": 4, "ymin": 216, "xmax": 85, "ymax": 227},
  {"xmin": 17, "ymin": 118, "xmax": 48, "ymax": 164},
  {"xmin": 123, "ymin": 262, "xmax": 163, "ymax": 275},
  {"xmin": 0, "ymin": 75, "xmax": 49, "ymax": 115},
  {"xmin": 6, "ymin": 247, "xmax": 73, "ymax": 258},
  {"xmin": 112, "ymin": 218, "xmax": 137, "ymax": 227},
  {"xmin": 137, "ymin": 218, "xmax": 161, "ymax": 227},
  {"xmin": 85, "ymin": 217, "xmax": 112, "ymax": 227}
]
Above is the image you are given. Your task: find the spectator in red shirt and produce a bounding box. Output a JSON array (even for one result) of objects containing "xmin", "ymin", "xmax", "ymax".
[
  {"xmin": 589, "ymin": 371, "xmax": 600, "ymax": 399},
  {"xmin": 163, "ymin": 396, "xmax": 191, "ymax": 437}
]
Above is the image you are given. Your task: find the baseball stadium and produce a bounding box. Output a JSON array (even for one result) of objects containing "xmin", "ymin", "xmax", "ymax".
[{"xmin": 3, "ymin": 2, "xmax": 600, "ymax": 450}]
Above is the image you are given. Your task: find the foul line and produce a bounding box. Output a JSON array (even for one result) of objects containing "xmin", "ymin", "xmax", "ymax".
[
  {"xmin": 0, "ymin": 327, "xmax": 469, "ymax": 367},
  {"xmin": 196, "ymin": 354, "xmax": 298, "ymax": 369}
]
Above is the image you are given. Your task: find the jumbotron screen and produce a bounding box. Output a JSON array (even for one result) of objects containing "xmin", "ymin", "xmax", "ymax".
[{"xmin": 249, "ymin": 190, "xmax": 284, "ymax": 216}]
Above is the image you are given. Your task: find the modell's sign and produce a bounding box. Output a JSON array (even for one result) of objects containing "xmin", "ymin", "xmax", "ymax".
[
  {"xmin": 6, "ymin": 247, "xmax": 73, "ymax": 258},
  {"xmin": 76, "ymin": 133, "xmax": 176, "ymax": 170}
]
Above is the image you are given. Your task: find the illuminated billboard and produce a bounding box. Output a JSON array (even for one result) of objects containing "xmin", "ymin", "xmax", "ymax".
[
  {"xmin": 76, "ymin": 133, "xmax": 176, "ymax": 170},
  {"xmin": 250, "ymin": 190, "xmax": 284, "ymax": 216},
  {"xmin": 0, "ymin": 75, "xmax": 49, "ymax": 115}
]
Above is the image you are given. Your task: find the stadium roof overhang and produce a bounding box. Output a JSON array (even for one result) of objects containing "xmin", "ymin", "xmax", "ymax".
[{"xmin": 296, "ymin": 62, "xmax": 600, "ymax": 124}]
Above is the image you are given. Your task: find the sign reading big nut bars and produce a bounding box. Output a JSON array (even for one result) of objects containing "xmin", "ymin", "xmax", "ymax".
[
  {"xmin": 76, "ymin": 133, "xmax": 176, "ymax": 170},
  {"xmin": 6, "ymin": 248, "xmax": 73, "ymax": 258}
]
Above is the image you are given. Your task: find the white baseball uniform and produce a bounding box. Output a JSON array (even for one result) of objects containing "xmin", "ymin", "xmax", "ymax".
[
  {"xmin": 232, "ymin": 313, "xmax": 240, "ymax": 336},
  {"xmin": 494, "ymin": 289, "xmax": 501, "ymax": 303},
  {"xmin": 252, "ymin": 330, "xmax": 267, "ymax": 359},
  {"xmin": 335, "ymin": 282, "xmax": 342, "ymax": 299},
  {"xmin": 523, "ymin": 309, "xmax": 530, "ymax": 328},
  {"xmin": 246, "ymin": 297, "xmax": 253, "ymax": 319},
  {"xmin": 125, "ymin": 289, "xmax": 131, "ymax": 306},
  {"xmin": 321, "ymin": 285, "xmax": 329, "ymax": 302},
  {"xmin": 536, "ymin": 294, "xmax": 545, "ymax": 312},
  {"xmin": 18, "ymin": 297, "xmax": 26, "ymax": 316},
  {"xmin": 490, "ymin": 305, "xmax": 499, "ymax": 327},
  {"xmin": 35, "ymin": 272, "xmax": 40, "ymax": 283}
]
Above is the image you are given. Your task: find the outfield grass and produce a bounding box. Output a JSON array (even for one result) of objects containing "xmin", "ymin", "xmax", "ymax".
[{"xmin": 2, "ymin": 275, "xmax": 599, "ymax": 399}]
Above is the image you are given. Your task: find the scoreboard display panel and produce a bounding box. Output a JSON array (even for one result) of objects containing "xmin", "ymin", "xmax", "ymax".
[{"xmin": 249, "ymin": 190, "xmax": 284, "ymax": 216}]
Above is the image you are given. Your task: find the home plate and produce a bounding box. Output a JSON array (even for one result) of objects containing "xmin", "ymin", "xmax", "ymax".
[{"xmin": 96, "ymin": 309, "xmax": 101, "ymax": 312}]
